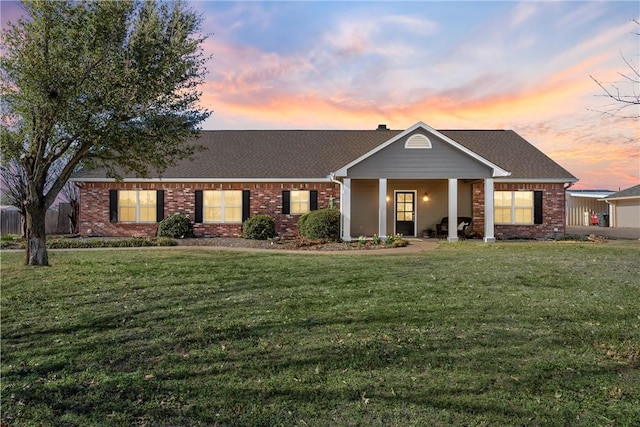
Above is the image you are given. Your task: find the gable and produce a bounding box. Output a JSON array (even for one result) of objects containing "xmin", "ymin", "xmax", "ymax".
[
  {"xmin": 334, "ymin": 122, "xmax": 509, "ymax": 179},
  {"xmin": 344, "ymin": 128, "xmax": 495, "ymax": 179}
]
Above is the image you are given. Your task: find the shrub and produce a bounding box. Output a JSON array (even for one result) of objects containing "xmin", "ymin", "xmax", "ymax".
[
  {"xmin": 157, "ymin": 214, "xmax": 194, "ymax": 238},
  {"xmin": 243, "ymin": 214, "xmax": 277, "ymax": 240},
  {"xmin": 298, "ymin": 208, "xmax": 340, "ymax": 241},
  {"xmin": 45, "ymin": 237, "xmax": 177, "ymax": 249}
]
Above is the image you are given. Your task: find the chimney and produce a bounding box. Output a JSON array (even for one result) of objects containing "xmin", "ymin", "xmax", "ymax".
[{"xmin": 377, "ymin": 124, "xmax": 388, "ymax": 130}]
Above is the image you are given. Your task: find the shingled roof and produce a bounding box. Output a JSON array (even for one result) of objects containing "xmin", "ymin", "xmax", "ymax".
[
  {"xmin": 605, "ymin": 184, "xmax": 640, "ymax": 199},
  {"xmin": 73, "ymin": 128, "xmax": 577, "ymax": 181}
]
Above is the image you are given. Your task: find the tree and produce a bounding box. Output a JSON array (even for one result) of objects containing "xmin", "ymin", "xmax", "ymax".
[
  {"xmin": 0, "ymin": 160, "xmax": 29, "ymax": 237},
  {"xmin": 589, "ymin": 19, "xmax": 640, "ymax": 119},
  {"xmin": 1, "ymin": 158, "xmax": 80, "ymax": 236},
  {"xmin": 59, "ymin": 176, "xmax": 80, "ymax": 235},
  {"xmin": 0, "ymin": 0, "xmax": 210, "ymax": 265}
]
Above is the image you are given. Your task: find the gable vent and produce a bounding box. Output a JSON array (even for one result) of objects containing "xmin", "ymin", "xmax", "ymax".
[{"xmin": 405, "ymin": 134, "xmax": 432, "ymax": 149}]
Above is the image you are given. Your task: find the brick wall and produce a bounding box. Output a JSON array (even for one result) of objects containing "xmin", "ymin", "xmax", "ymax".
[
  {"xmin": 472, "ymin": 182, "xmax": 567, "ymax": 239},
  {"xmin": 78, "ymin": 182, "xmax": 340, "ymax": 238}
]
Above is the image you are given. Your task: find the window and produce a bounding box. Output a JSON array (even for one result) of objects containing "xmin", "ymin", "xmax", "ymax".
[
  {"xmin": 203, "ymin": 190, "xmax": 242, "ymax": 223},
  {"xmin": 282, "ymin": 190, "xmax": 317, "ymax": 215},
  {"xmin": 494, "ymin": 191, "xmax": 534, "ymax": 224},
  {"xmin": 118, "ymin": 190, "xmax": 157, "ymax": 223},
  {"xmin": 290, "ymin": 190, "xmax": 310, "ymax": 215}
]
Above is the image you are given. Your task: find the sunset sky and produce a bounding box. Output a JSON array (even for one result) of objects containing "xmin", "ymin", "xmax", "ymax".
[{"xmin": 2, "ymin": 1, "xmax": 639, "ymax": 190}]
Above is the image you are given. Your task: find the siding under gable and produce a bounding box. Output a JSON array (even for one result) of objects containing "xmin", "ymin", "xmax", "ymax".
[{"xmin": 346, "ymin": 130, "xmax": 494, "ymax": 179}]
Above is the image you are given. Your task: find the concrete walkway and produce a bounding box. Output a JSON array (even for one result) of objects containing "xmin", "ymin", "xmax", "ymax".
[{"xmin": 566, "ymin": 225, "xmax": 640, "ymax": 240}]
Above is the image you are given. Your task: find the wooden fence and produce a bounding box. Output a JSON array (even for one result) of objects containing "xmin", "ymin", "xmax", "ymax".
[{"xmin": 0, "ymin": 203, "xmax": 72, "ymax": 235}]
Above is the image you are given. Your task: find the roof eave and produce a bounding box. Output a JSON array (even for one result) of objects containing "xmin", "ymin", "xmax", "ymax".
[
  {"xmin": 70, "ymin": 177, "xmax": 333, "ymax": 183},
  {"xmin": 496, "ymin": 178, "xmax": 579, "ymax": 183},
  {"xmin": 602, "ymin": 195, "xmax": 640, "ymax": 201}
]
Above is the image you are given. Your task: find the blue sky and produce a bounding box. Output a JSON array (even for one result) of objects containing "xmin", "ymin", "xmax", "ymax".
[{"xmin": 2, "ymin": 1, "xmax": 639, "ymax": 189}]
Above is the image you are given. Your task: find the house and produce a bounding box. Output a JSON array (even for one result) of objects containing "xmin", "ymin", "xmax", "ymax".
[
  {"xmin": 565, "ymin": 189, "xmax": 614, "ymax": 226},
  {"xmin": 71, "ymin": 121, "xmax": 578, "ymax": 242},
  {"xmin": 602, "ymin": 184, "xmax": 640, "ymax": 228}
]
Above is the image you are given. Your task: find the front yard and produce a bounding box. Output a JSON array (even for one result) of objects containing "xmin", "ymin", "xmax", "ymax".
[{"xmin": 1, "ymin": 241, "xmax": 638, "ymax": 426}]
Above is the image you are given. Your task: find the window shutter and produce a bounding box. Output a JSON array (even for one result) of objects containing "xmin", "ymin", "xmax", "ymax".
[
  {"xmin": 109, "ymin": 190, "xmax": 118, "ymax": 222},
  {"xmin": 310, "ymin": 190, "xmax": 318, "ymax": 211},
  {"xmin": 282, "ymin": 190, "xmax": 290, "ymax": 214},
  {"xmin": 194, "ymin": 190, "xmax": 203, "ymax": 223},
  {"xmin": 156, "ymin": 190, "xmax": 165, "ymax": 222},
  {"xmin": 534, "ymin": 191, "xmax": 543, "ymax": 224},
  {"xmin": 242, "ymin": 190, "xmax": 251, "ymax": 222}
]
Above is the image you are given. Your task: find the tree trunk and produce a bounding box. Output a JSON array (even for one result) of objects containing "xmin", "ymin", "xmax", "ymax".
[
  {"xmin": 68, "ymin": 199, "xmax": 79, "ymax": 235},
  {"xmin": 25, "ymin": 207, "xmax": 49, "ymax": 266}
]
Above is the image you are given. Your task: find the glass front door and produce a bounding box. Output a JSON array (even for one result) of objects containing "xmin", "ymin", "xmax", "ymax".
[{"xmin": 395, "ymin": 191, "xmax": 415, "ymax": 236}]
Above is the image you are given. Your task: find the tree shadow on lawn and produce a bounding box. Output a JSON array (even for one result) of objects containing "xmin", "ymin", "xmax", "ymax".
[{"xmin": 3, "ymin": 313, "xmax": 633, "ymax": 425}]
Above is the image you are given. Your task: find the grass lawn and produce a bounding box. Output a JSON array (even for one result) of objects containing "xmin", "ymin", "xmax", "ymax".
[{"xmin": 1, "ymin": 241, "xmax": 639, "ymax": 426}]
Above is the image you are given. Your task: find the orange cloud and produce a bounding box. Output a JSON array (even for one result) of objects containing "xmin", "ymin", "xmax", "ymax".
[{"xmin": 197, "ymin": 20, "xmax": 639, "ymax": 190}]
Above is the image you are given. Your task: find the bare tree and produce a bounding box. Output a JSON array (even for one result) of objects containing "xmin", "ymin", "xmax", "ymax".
[
  {"xmin": 0, "ymin": 157, "xmax": 78, "ymax": 236},
  {"xmin": 589, "ymin": 19, "xmax": 640, "ymax": 119},
  {"xmin": 58, "ymin": 175, "xmax": 80, "ymax": 235},
  {"xmin": 0, "ymin": 161, "xmax": 29, "ymax": 236}
]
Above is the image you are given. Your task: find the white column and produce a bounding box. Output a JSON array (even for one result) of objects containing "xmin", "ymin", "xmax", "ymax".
[
  {"xmin": 342, "ymin": 178, "xmax": 352, "ymax": 241},
  {"xmin": 378, "ymin": 178, "xmax": 387, "ymax": 238},
  {"xmin": 484, "ymin": 178, "xmax": 496, "ymax": 242},
  {"xmin": 448, "ymin": 178, "xmax": 458, "ymax": 242}
]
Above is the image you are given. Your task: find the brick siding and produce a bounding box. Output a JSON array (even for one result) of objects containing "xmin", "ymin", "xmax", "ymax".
[
  {"xmin": 80, "ymin": 180, "xmax": 566, "ymax": 240},
  {"xmin": 472, "ymin": 182, "xmax": 566, "ymax": 239},
  {"xmin": 78, "ymin": 182, "xmax": 340, "ymax": 238}
]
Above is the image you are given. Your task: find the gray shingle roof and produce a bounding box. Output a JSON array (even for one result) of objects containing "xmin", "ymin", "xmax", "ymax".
[
  {"xmin": 440, "ymin": 130, "xmax": 576, "ymax": 180},
  {"xmin": 73, "ymin": 128, "xmax": 577, "ymax": 181},
  {"xmin": 605, "ymin": 184, "xmax": 640, "ymax": 199}
]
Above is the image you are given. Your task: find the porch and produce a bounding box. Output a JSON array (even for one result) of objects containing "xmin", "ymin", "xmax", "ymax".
[{"xmin": 339, "ymin": 178, "xmax": 496, "ymax": 243}]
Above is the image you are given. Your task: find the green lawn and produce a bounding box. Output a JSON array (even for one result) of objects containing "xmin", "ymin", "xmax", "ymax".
[{"xmin": 2, "ymin": 242, "xmax": 639, "ymax": 426}]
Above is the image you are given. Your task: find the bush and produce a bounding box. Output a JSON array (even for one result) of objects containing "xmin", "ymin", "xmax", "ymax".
[
  {"xmin": 45, "ymin": 237, "xmax": 177, "ymax": 249},
  {"xmin": 298, "ymin": 208, "xmax": 340, "ymax": 241},
  {"xmin": 157, "ymin": 214, "xmax": 194, "ymax": 238},
  {"xmin": 243, "ymin": 214, "xmax": 277, "ymax": 240}
]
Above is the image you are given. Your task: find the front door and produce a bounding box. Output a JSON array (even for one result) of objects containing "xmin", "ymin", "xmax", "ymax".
[{"xmin": 395, "ymin": 191, "xmax": 415, "ymax": 236}]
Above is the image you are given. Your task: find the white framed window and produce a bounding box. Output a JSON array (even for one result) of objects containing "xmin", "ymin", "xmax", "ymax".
[
  {"xmin": 203, "ymin": 190, "xmax": 242, "ymax": 223},
  {"xmin": 494, "ymin": 191, "xmax": 534, "ymax": 224},
  {"xmin": 118, "ymin": 190, "xmax": 156, "ymax": 223},
  {"xmin": 290, "ymin": 190, "xmax": 310, "ymax": 215}
]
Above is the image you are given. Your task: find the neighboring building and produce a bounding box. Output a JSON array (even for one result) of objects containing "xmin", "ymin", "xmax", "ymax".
[
  {"xmin": 71, "ymin": 122, "xmax": 578, "ymax": 241},
  {"xmin": 603, "ymin": 184, "xmax": 640, "ymax": 228},
  {"xmin": 565, "ymin": 190, "xmax": 614, "ymax": 226}
]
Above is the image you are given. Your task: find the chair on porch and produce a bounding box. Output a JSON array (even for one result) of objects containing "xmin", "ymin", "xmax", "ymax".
[{"xmin": 436, "ymin": 217, "xmax": 472, "ymax": 240}]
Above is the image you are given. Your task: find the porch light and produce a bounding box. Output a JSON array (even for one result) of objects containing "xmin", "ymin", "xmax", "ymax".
[{"xmin": 422, "ymin": 192, "xmax": 430, "ymax": 202}]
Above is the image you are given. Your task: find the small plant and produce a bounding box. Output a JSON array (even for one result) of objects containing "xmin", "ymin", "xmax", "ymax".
[
  {"xmin": 157, "ymin": 214, "xmax": 194, "ymax": 238},
  {"xmin": 384, "ymin": 233, "xmax": 407, "ymax": 247},
  {"xmin": 372, "ymin": 234, "xmax": 381, "ymax": 245},
  {"xmin": 298, "ymin": 208, "xmax": 340, "ymax": 241},
  {"xmin": 358, "ymin": 236, "xmax": 366, "ymax": 245},
  {"xmin": 243, "ymin": 214, "xmax": 277, "ymax": 240}
]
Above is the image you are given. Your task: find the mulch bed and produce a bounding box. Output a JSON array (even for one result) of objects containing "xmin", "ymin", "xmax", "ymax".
[{"xmin": 173, "ymin": 237, "xmax": 390, "ymax": 251}]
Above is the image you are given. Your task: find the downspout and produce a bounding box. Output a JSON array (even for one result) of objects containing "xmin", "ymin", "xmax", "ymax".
[
  {"xmin": 603, "ymin": 198, "xmax": 613, "ymax": 228},
  {"xmin": 329, "ymin": 173, "xmax": 344, "ymax": 239},
  {"xmin": 563, "ymin": 182, "xmax": 574, "ymax": 227}
]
